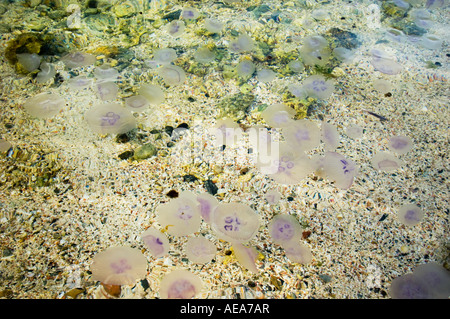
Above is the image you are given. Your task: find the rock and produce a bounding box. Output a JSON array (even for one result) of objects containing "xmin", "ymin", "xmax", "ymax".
[
  {"xmin": 118, "ymin": 150, "xmax": 134, "ymax": 160},
  {"xmin": 133, "ymin": 143, "xmax": 157, "ymax": 160},
  {"xmin": 183, "ymin": 174, "xmax": 198, "ymax": 182},
  {"xmin": 85, "ymin": 13, "xmax": 116, "ymax": 33},
  {"xmin": 217, "ymin": 93, "xmax": 255, "ymax": 121},
  {"xmin": 204, "ymin": 179, "xmax": 218, "ymax": 195},
  {"xmin": 113, "ymin": 0, "xmax": 139, "ymax": 18}
]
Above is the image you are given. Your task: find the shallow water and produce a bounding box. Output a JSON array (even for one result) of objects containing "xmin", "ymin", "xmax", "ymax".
[{"xmin": 0, "ymin": 0, "xmax": 448, "ymax": 299}]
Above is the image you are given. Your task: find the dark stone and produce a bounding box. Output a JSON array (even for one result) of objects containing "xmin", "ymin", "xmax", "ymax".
[
  {"xmin": 251, "ymin": 4, "xmax": 271, "ymax": 18},
  {"xmin": 391, "ymin": 20, "xmax": 427, "ymax": 36},
  {"xmin": 166, "ymin": 189, "xmax": 179, "ymax": 198},
  {"xmin": 164, "ymin": 126, "xmax": 174, "ymax": 136},
  {"xmin": 177, "ymin": 123, "xmax": 189, "ymax": 129},
  {"xmin": 140, "ymin": 279, "xmax": 150, "ymax": 290},
  {"xmin": 116, "ymin": 133, "xmax": 130, "ymax": 143},
  {"xmin": 163, "ymin": 10, "xmax": 181, "ymax": 21},
  {"xmin": 318, "ymin": 274, "xmax": 332, "ymax": 283},
  {"xmin": 87, "ymin": 0, "xmax": 98, "ymax": 8},
  {"xmin": 326, "ymin": 27, "xmax": 361, "ymax": 50},
  {"xmin": 118, "ymin": 150, "xmax": 134, "ymax": 160},
  {"xmin": 53, "ymin": 73, "xmax": 64, "ymax": 87},
  {"xmin": 204, "ymin": 179, "xmax": 218, "ymax": 195},
  {"xmin": 183, "ymin": 174, "xmax": 198, "ymax": 182}
]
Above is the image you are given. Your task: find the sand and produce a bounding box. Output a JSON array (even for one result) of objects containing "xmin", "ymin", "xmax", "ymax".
[{"xmin": 0, "ymin": 0, "xmax": 448, "ymax": 299}]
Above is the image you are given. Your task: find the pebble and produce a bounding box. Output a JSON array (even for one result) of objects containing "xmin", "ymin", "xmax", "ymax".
[
  {"xmin": 133, "ymin": 143, "xmax": 157, "ymax": 160},
  {"xmin": 204, "ymin": 179, "xmax": 218, "ymax": 195},
  {"xmin": 183, "ymin": 174, "xmax": 198, "ymax": 182}
]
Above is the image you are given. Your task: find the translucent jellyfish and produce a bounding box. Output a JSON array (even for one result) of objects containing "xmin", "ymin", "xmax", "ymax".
[
  {"xmin": 185, "ymin": 237, "xmax": 216, "ymax": 264},
  {"xmin": 68, "ymin": 75, "xmax": 93, "ymax": 90},
  {"xmin": 166, "ymin": 20, "xmax": 185, "ymax": 37},
  {"xmin": 426, "ymin": 0, "xmax": 446, "ymax": 9},
  {"xmin": 153, "ymin": 48, "xmax": 177, "ymax": 65},
  {"xmin": 372, "ymin": 79, "xmax": 392, "ymax": 94},
  {"xmin": 268, "ymin": 214, "xmax": 303, "ymax": 246},
  {"xmin": 260, "ymin": 103, "xmax": 296, "ymax": 128},
  {"xmin": 141, "ymin": 228, "xmax": 170, "ymax": 258},
  {"xmin": 287, "ymin": 60, "xmax": 304, "ymax": 73},
  {"xmin": 299, "ymin": 36, "xmax": 331, "ymax": 67},
  {"xmin": 371, "ymin": 57, "xmax": 403, "ymax": 75},
  {"xmin": 229, "ymin": 34, "xmax": 254, "ymax": 53},
  {"xmin": 390, "ymin": 273, "xmax": 430, "ymax": 299},
  {"xmin": 410, "ymin": 9, "xmax": 433, "ymax": 29},
  {"xmin": 90, "ymin": 246, "xmax": 147, "ymax": 286},
  {"xmin": 388, "ymin": 135, "xmax": 413, "ymax": 155},
  {"xmin": 212, "ymin": 118, "xmax": 242, "ymax": 147},
  {"xmin": 233, "ymin": 243, "xmax": 259, "ymax": 273},
  {"xmin": 287, "ymin": 83, "xmax": 308, "ymax": 99},
  {"xmin": 156, "ymin": 197, "xmax": 201, "ymax": 236},
  {"xmin": 302, "ymin": 35, "xmax": 328, "ymax": 51},
  {"xmin": 300, "ymin": 46, "xmax": 332, "ymax": 67},
  {"xmin": 194, "ymin": 47, "xmax": 215, "ymax": 64},
  {"xmin": 236, "ymin": 60, "xmax": 255, "ymax": 78},
  {"xmin": 159, "ymin": 270, "xmax": 202, "ymax": 299},
  {"xmin": 311, "ymin": 9, "xmax": 329, "ymax": 21},
  {"xmin": 124, "ymin": 95, "xmax": 150, "ymax": 112},
  {"xmin": 260, "ymin": 142, "xmax": 314, "ymax": 185},
  {"xmin": 96, "ymin": 81, "xmax": 118, "ymax": 101},
  {"xmin": 283, "ymin": 119, "xmax": 321, "ymax": 152},
  {"xmin": 261, "ymin": 104, "xmax": 296, "ymax": 128},
  {"xmin": 385, "ymin": 28, "xmax": 405, "ymax": 43},
  {"xmin": 257, "ymin": 68, "xmax": 276, "ymax": 83},
  {"xmin": 94, "ymin": 64, "xmax": 119, "ymax": 81},
  {"xmin": 17, "ymin": 53, "xmax": 41, "ymax": 72},
  {"xmin": 333, "ymin": 47, "xmax": 355, "ymax": 63},
  {"xmin": 321, "ymin": 152, "xmax": 358, "ymax": 189},
  {"xmin": 371, "ymin": 151, "xmax": 403, "ymax": 172},
  {"xmin": 321, "ymin": 122, "xmax": 340, "ymax": 151},
  {"xmin": 264, "ymin": 189, "xmax": 281, "ymax": 205},
  {"xmin": 210, "ymin": 202, "xmax": 260, "ymax": 244},
  {"xmin": 204, "ymin": 18, "xmax": 224, "ymax": 34},
  {"xmin": 138, "ymin": 83, "xmax": 165, "ymax": 105},
  {"xmin": 398, "ymin": 203, "xmax": 424, "ymax": 226},
  {"xmin": 157, "ymin": 65, "xmax": 186, "ymax": 86},
  {"xmin": 420, "ymin": 34, "xmax": 443, "ymax": 50},
  {"xmin": 23, "ymin": 92, "xmax": 65, "ymax": 119},
  {"xmin": 414, "ymin": 262, "xmax": 450, "ymax": 299},
  {"xmin": 36, "ymin": 62, "xmax": 56, "ymax": 83},
  {"xmin": 195, "ymin": 192, "xmax": 219, "ymax": 223},
  {"xmin": 302, "ymin": 75, "xmax": 335, "ymax": 100},
  {"xmin": 283, "ymin": 241, "xmax": 312, "ymax": 264},
  {"xmin": 370, "ymin": 49, "xmax": 402, "ymax": 75},
  {"xmin": 345, "ymin": 123, "xmax": 363, "ymax": 139},
  {"xmin": 61, "ymin": 51, "xmax": 96, "ymax": 68},
  {"xmin": 85, "ymin": 103, "xmax": 136, "ymax": 134},
  {"xmin": 180, "ymin": 7, "xmax": 200, "ymax": 20}
]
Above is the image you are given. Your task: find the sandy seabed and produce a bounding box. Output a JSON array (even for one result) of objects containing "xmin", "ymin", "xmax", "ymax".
[{"xmin": 0, "ymin": 0, "xmax": 448, "ymax": 299}]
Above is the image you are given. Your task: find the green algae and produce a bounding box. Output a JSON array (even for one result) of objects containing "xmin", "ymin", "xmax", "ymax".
[
  {"xmin": 281, "ymin": 92, "xmax": 316, "ymax": 120},
  {"xmin": 217, "ymin": 93, "xmax": 255, "ymax": 121},
  {"xmin": 0, "ymin": 146, "xmax": 64, "ymax": 188}
]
